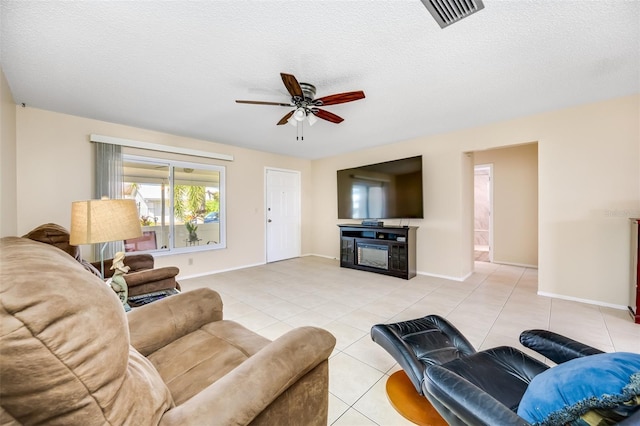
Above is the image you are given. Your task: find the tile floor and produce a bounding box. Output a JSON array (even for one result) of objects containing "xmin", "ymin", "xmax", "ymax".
[{"xmin": 180, "ymin": 256, "xmax": 640, "ymax": 426}]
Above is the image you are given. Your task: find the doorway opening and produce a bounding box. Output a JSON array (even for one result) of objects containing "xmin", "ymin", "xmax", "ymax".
[{"xmin": 474, "ymin": 164, "xmax": 492, "ymax": 262}]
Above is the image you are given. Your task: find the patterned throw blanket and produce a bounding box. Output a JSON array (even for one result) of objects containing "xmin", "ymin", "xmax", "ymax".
[{"xmin": 128, "ymin": 288, "xmax": 180, "ymax": 307}]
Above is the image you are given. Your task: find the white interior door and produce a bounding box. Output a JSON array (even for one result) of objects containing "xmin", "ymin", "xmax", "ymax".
[{"xmin": 266, "ymin": 168, "xmax": 301, "ymax": 263}]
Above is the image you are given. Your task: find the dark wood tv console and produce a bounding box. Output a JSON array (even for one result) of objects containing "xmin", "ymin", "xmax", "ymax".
[{"xmin": 338, "ymin": 224, "xmax": 417, "ymax": 280}]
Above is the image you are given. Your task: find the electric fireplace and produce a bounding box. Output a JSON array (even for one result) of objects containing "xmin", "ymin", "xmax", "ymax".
[{"xmin": 357, "ymin": 243, "xmax": 389, "ymax": 270}]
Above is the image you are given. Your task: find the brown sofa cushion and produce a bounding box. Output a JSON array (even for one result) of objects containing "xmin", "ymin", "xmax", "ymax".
[
  {"xmin": 23, "ymin": 223, "xmax": 102, "ymax": 277},
  {"xmin": 0, "ymin": 237, "xmax": 174, "ymax": 424},
  {"xmin": 22, "ymin": 222, "xmax": 79, "ymax": 258},
  {"xmin": 149, "ymin": 320, "xmax": 272, "ymax": 405}
]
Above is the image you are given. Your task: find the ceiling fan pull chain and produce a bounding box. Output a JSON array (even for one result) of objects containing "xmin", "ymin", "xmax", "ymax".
[{"xmin": 295, "ymin": 119, "xmax": 304, "ymax": 141}]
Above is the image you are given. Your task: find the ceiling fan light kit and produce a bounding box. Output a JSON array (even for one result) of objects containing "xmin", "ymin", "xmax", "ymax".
[
  {"xmin": 288, "ymin": 109, "xmax": 317, "ymax": 127},
  {"xmin": 306, "ymin": 113, "xmax": 317, "ymax": 126},
  {"xmin": 235, "ymin": 72, "xmax": 365, "ymax": 140},
  {"xmin": 232, "ymin": 1, "xmax": 483, "ymax": 141},
  {"xmin": 420, "ymin": 0, "xmax": 485, "ymax": 28},
  {"xmin": 293, "ymin": 108, "xmax": 306, "ymax": 122}
]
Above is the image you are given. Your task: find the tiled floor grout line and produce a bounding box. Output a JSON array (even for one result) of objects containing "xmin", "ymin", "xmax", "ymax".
[
  {"xmin": 478, "ymin": 265, "xmax": 528, "ymax": 349},
  {"xmin": 330, "ymin": 373, "xmax": 387, "ymax": 426},
  {"xmin": 599, "ymin": 306, "xmax": 618, "ymax": 349}
]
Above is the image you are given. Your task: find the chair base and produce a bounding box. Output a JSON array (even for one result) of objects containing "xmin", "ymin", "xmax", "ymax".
[{"xmin": 386, "ymin": 371, "xmax": 447, "ymax": 426}]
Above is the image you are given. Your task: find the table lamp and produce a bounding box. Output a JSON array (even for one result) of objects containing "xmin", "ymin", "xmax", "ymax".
[{"xmin": 70, "ymin": 197, "xmax": 142, "ymax": 278}]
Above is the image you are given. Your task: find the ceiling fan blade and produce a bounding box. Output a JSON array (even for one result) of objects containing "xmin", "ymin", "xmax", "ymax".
[
  {"xmin": 280, "ymin": 73, "xmax": 303, "ymax": 98},
  {"xmin": 314, "ymin": 90, "xmax": 365, "ymax": 106},
  {"xmin": 313, "ymin": 108, "xmax": 344, "ymax": 124},
  {"xmin": 236, "ymin": 100, "xmax": 292, "ymax": 107},
  {"xmin": 277, "ymin": 110, "xmax": 294, "ymax": 125}
]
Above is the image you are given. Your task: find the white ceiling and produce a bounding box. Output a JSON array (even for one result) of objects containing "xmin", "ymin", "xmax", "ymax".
[{"xmin": 1, "ymin": 1, "xmax": 639, "ymax": 160}]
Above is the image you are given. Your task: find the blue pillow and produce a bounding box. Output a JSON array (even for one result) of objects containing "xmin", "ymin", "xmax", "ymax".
[{"xmin": 517, "ymin": 352, "xmax": 640, "ymax": 426}]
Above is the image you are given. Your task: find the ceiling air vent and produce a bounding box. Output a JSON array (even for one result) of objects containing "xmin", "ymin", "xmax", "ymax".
[{"xmin": 420, "ymin": 0, "xmax": 485, "ymax": 28}]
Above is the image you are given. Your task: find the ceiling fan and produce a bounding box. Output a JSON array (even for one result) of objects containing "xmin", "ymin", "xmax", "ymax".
[{"xmin": 236, "ymin": 73, "xmax": 365, "ymax": 127}]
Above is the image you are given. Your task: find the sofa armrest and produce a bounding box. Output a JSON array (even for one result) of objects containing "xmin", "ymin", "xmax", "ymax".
[
  {"xmin": 519, "ymin": 329, "xmax": 603, "ymax": 365},
  {"xmin": 127, "ymin": 288, "xmax": 223, "ymax": 356},
  {"xmin": 424, "ymin": 365, "xmax": 532, "ymax": 426},
  {"xmin": 95, "ymin": 254, "xmax": 155, "ymax": 278},
  {"xmin": 125, "ymin": 267, "xmax": 181, "ymax": 297},
  {"xmin": 158, "ymin": 326, "xmax": 336, "ymax": 426}
]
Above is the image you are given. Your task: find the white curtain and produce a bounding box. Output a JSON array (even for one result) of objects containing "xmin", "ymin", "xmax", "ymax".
[{"xmin": 94, "ymin": 142, "xmax": 124, "ymax": 259}]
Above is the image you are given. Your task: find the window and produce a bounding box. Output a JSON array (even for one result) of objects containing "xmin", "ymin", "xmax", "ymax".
[
  {"xmin": 352, "ymin": 183, "xmax": 384, "ymax": 219},
  {"xmin": 122, "ymin": 155, "xmax": 225, "ymax": 254}
]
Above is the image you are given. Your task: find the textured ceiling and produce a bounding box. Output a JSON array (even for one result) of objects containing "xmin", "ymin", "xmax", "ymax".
[{"xmin": 1, "ymin": 1, "xmax": 639, "ymax": 159}]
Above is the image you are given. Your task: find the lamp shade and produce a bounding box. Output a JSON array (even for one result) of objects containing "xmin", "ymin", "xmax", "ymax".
[{"xmin": 70, "ymin": 198, "xmax": 142, "ymax": 245}]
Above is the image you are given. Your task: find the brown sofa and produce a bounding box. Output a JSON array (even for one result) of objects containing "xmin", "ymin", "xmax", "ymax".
[
  {"xmin": 0, "ymin": 236, "xmax": 336, "ymax": 425},
  {"xmin": 23, "ymin": 223, "xmax": 180, "ymax": 297}
]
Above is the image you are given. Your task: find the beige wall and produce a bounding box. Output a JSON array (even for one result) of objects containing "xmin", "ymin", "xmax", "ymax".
[
  {"xmin": 0, "ymin": 68, "xmax": 18, "ymax": 237},
  {"xmin": 311, "ymin": 95, "xmax": 640, "ymax": 308},
  {"xmin": 474, "ymin": 143, "xmax": 538, "ymax": 267},
  {"xmin": 9, "ymin": 94, "xmax": 640, "ymax": 308},
  {"xmin": 14, "ymin": 107, "xmax": 312, "ymax": 277}
]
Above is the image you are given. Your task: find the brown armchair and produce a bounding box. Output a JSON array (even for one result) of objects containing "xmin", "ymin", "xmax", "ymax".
[
  {"xmin": 0, "ymin": 236, "xmax": 335, "ymax": 425},
  {"xmin": 96, "ymin": 256, "xmax": 180, "ymax": 298},
  {"xmin": 23, "ymin": 223, "xmax": 180, "ymax": 298}
]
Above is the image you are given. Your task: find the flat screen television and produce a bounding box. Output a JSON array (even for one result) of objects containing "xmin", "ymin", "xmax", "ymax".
[{"xmin": 337, "ymin": 155, "xmax": 423, "ymax": 220}]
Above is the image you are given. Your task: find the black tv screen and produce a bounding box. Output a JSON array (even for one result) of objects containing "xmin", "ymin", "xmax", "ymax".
[{"xmin": 337, "ymin": 156, "xmax": 423, "ymax": 219}]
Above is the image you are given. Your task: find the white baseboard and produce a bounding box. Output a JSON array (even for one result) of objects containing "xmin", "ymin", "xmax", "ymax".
[
  {"xmin": 537, "ymin": 291, "xmax": 628, "ymax": 311},
  {"xmin": 301, "ymin": 253, "xmax": 337, "ymax": 260},
  {"xmin": 178, "ymin": 261, "xmax": 265, "ymax": 281},
  {"xmin": 180, "ymin": 254, "xmax": 338, "ymax": 281},
  {"xmin": 492, "ymin": 260, "xmax": 538, "ymax": 269},
  {"xmin": 416, "ymin": 270, "xmax": 473, "ymax": 282}
]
